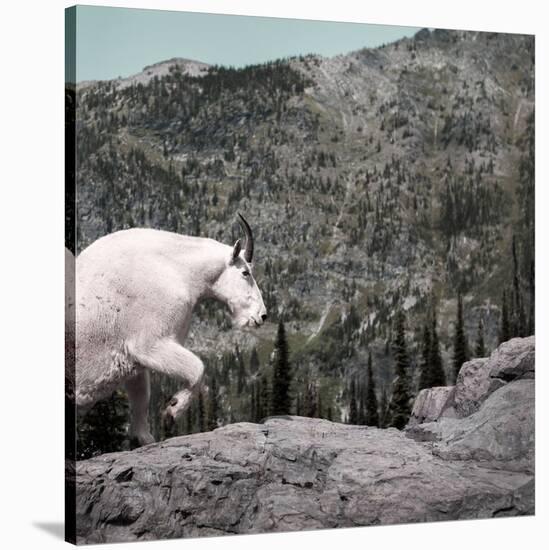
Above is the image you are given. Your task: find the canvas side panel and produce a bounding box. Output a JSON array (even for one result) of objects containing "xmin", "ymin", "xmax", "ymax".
[{"xmin": 65, "ymin": 5, "xmax": 77, "ymax": 546}]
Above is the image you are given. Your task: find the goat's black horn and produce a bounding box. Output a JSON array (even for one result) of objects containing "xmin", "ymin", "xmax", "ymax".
[{"xmin": 237, "ymin": 213, "xmax": 254, "ymax": 263}]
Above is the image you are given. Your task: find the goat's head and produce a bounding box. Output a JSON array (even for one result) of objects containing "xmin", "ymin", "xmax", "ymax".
[{"xmin": 213, "ymin": 214, "xmax": 267, "ymax": 328}]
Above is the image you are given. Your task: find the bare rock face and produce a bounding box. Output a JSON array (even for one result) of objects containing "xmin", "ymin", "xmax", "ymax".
[
  {"xmin": 434, "ymin": 380, "xmax": 534, "ymax": 465},
  {"xmin": 407, "ymin": 386, "xmax": 455, "ymax": 426},
  {"xmin": 407, "ymin": 380, "xmax": 534, "ymax": 468},
  {"xmin": 409, "ymin": 336, "xmax": 535, "ymax": 422},
  {"xmin": 453, "ymin": 358, "xmax": 503, "ymax": 417},
  {"xmin": 488, "ymin": 336, "xmax": 535, "ymax": 381},
  {"xmin": 75, "ymin": 338, "xmax": 534, "ymax": 544},
  {"xmin": 406, "ymin": 336, "xmax": 534, "ymax": 470}
]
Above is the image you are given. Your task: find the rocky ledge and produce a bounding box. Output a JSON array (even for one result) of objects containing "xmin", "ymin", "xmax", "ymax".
[{"xmin": 75, "ymin": 337, "xmax": 534, "ymax": 544}]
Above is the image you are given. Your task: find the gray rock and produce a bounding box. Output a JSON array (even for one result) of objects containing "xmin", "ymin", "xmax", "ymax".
[
  {"xmin": 453, "ymin": 358, "xmax": 502, "ymax": 417},
  {"xmin": 76, "ymin": 415, "xmax": 534, "ymax": 543},
  {"xmin": 408, "ymin": 380, "xmax": 534, "ymax": 469},
  {"xmin": 407, "ymin": 386, "xmax": 455, "ymax": 426},
  {"xmin": 487, "ymin": 336, "xmax": 535, "ymax": 382},
  {"xmin": 405, "ymin": 416, "xmax": 460, "ymax": 443},
  {"xmin": 433, "ymin": 380, "xmax": 534, "ymax": 467},
  {"xmin": 74, "ymin": 338, "xmax": 535, "ymax": 543},
  {"xmin": 452, "ymin": 336, "xmax": 535, "ymax": 417}
]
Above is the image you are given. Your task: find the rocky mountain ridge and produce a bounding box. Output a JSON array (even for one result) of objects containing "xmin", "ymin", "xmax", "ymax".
[
  {"xmin": 78, "ymin": 57, "xmax": 210, "ymax": 90},
  {"xmin": 74, "ymin": 336, "xmax": 534, "ymax": 544}
]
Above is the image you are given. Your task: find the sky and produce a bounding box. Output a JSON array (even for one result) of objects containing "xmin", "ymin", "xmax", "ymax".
[{"xmin": 70, "ymin": 5, "xmax": 421, "ymax": 82}]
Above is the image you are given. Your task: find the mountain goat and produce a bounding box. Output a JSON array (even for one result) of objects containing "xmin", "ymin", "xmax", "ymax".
[{"xmin": 75, "ymin": 214, "xmax": 266, "ymax": 446}]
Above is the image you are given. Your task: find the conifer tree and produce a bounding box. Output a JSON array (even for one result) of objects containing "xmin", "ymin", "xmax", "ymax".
[
  {"xmin": 348, "ymin": 378, "xmax": 358, "ymax": 424},
  {"xmin": 249, "ymin": 347, "xmax": 260, "ymax": 374},
  {"xmin": 511, "ymin": 236, "xmax": 526, "ymax": 337},
  {"xmin": 304, "ymin": 383, "xmax": 313, "ymax": 417},
  {"xmin": 253, "ymin": 380, "xmax": 264, "ymax": 422},
  {"xmin": 207, "ymin": 375, "xmax": 219, "ymax": 431},
  {"xmin": 429, "ymin": 310, "xmax": 445, "ymax": 386},
  {"xmin": 388, "ymin": 310, "xmax": 412, "ymax": 429},
  {"xmin": 316, "ymin": 390, "xmax": 323, "ymax": 419},
  {"xmin": 365, "ymin": 351, "xmax": 380, "ymax": 427},
  {"xmin": 528, "ymin": 259, "xmax": 535, "ymax": 335},
  {"xmin": 185, "ymin": 403, "xmax": 193, "ymax": 435},
  {"xmin": 418, "ymin": 322, "xmax": 432, "ymax": 391},
  {"xmin": 197, "ymin": 390, "xmax": 206, "ymax": 432},
  {"xmin": 250, "ymin": 383, "xmax": 257, "ymax": 420},
  {"xmin": 379, "ymin": 387, "xmax": 388, "ymax": 428},
  {"xmin": 500, "ymin": 289, "xmax": 511, "ymax": 343},
  {"xmin": 236, "ymin": 345, "xmax": 247, "ymax": 395},
  {"xmin": 271, "ymin": 320, "xmax": 292, "ymax": 415},
  {"xmin": 77, "ymin": 390, "xmax": 128, "ymax": 459},
  {"xmin": 475, "ymin": 318, "xmax": 486, "ymax": 357},
  {"xmin": 452, "ymin": 293, "xmax": 469, "ymax": 382},
  {"xmin": 419, "ymin": 312, "xmax": 446, "ymax": 389},
  {"xmin": 295, "ymin": 391, "xmax": 302, "ymax": 416},
  {"xmin": 357, "ymin": 383, "xmax": 366, "ymax": 425},
  {"xmin": 256, "ymin": 372, "xmax": 270, "ymax": 420},
  {"xmin": 304, "ymin": 376, "xmax": 318, "ymax": 418}
]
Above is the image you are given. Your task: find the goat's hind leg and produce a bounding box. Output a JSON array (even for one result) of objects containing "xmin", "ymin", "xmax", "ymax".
[
  {"xmin": 125, "ymin": 368, "xmax": 155, "ymax": 447},
  {"xmin": 128, "ymin": 337, "xmax": 205, "ymax": 426}
]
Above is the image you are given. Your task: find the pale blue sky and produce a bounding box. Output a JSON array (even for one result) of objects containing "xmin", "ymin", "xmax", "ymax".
[{"xmin": 70, "ymin": 5, "xmax": 420, "ymax": 82}]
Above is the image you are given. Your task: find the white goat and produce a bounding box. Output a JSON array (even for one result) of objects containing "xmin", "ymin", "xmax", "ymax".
[{"xmin": 75, "ymin": 214, "xmax": 266, "ymax": 445}]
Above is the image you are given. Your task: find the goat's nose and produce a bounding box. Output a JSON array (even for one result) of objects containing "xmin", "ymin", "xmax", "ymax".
[{"xmin": 261, "ymin": 313, "xmax": 267, "ymax": 322}]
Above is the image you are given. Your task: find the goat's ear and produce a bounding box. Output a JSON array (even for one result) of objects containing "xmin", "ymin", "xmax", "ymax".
[{"xmin": 230, "ymin": 239, "xmax": 242, "ymax": 263}]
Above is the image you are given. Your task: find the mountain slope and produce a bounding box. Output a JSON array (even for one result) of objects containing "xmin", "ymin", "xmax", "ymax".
[{"xmin": 73, "ymin": 28, "xmax": 535, "ymax": 432}]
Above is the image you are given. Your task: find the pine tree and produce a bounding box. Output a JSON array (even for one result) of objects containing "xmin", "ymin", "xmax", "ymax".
[
  {"xmin": 207, "ymin": 376, "xmax": 219, "ymax": 431},
  {"xmin": 77, "ymin": 390, "xmax": 128, "ymax": 459},
  {"xmin": 428, "ymin": 310, "xmax": 445, "ymax": 387},
  {"xmin": 249, "ymin": 347, "xmax": 260, "ymax": 374},
  {"xmin": 271, "ymin": 320, "xmax": 292, "ymax": 415},
  {"xmin": 257, "ymin": 371, "xmax": 270, "ymax": 420},
  {"xmin": 295, "ymin": 391, "xmax": 302, "ymax": 416},
  {"xmin": 255, "ymin": 380, "xmax": 263, "ymax": 421},
  {"xmin": 379, "ymin": 387, "xmax": 388, "ymax": 428},
  {"xmin": 357, "ymin": 382, "xmax": 366, "ymax": 425},
  {"xmin": 304, "ymin": 377, "xmax": 318, "ymax": 418},
  {"xmin": 348, "ymin": 378, "xmax": 358, "ymax": 424},
  {"xmin": 197, "ymin": 390, "xmax": 206, "ymax": 432},
  {"xmin": 452, "ymin": 293, "xmax": 469, "ymax": 382},
  {"xmin": 511, "ymin": 235, "xmax": 526, "ymax": 337},
  {"xmin": 388, "ymin": 310, "xmax": 412, "ymax": 429},
  {"xmin": 316, "ymin": 390, "xmax": 323, "ymax": 419},
  {"xmin": 419, "ymin": 313, "xmax": 446, "ymax": 389},
  {"xmin": 500, "ymin": 289, "xmax": 511, "ymax": 343},
  {"xmin": 236, "ymin": 345, "xmax": 247, "ymax": 394},
  {"xmin": 250, "ymin": 383, "xmax": 257, "ymax": 420},
  {"xmin": 475, "ymin": 318, "xmax": 486, "ymax": 357},
  {"xmin": 365, "ymin": 351, "xmax": 379, "ymax": 427},
  {"xmin": 418, "ymin": 322, "xmax": 432, "ymax": 391},
  {"xmin": 528, "ymin": 259, "xmax": 535, "ymax": 335},
  {"xmin": 185, "ymin": 403, "xmax": 193, "ymax": 434}
]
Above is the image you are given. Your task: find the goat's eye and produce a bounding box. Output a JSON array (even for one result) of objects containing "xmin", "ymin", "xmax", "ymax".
[{"xmin": 242, "ymin": 270, "xmax": 250, "ymax": 278}]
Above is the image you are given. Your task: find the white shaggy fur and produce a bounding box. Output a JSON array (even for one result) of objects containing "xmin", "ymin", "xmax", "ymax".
[{"xmin": 75, "ymin": 227, "xmax": 266, "ymax": 445}]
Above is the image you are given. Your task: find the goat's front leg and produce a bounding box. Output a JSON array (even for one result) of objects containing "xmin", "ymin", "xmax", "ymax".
[{"xmin": 128, "ymin": 336, "xmax": 205, "ymax": 425}]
